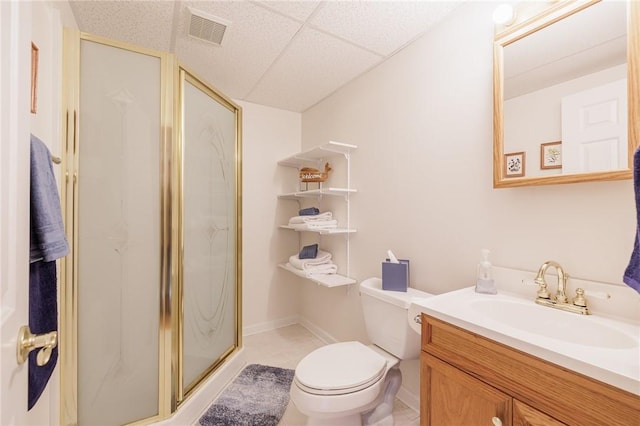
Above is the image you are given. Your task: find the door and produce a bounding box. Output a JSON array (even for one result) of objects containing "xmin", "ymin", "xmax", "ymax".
[
  {"xmin": 1, "ymin": 1, "xmax": 49, "ymax": 424},
  {"xmin": 561, "ymin": 78, "xmax": 628, "ymax": 173},
  {"xmin": 421, "ymin": 352, "xmax": 512, "ymax": 426}
]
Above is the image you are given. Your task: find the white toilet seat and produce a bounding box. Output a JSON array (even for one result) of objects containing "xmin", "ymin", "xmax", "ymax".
[{"xmin": 294, "ymin": 341, "xmax": 387, "ymax": 396}]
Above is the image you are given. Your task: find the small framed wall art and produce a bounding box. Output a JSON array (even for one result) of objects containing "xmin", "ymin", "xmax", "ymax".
[
  {"xmin": 504, "ymin": 151, "xmax": 525, "ymax": 177},
  {"xmin": 540, "ymin": 141, "xmax": 562, "ymax": 169}
]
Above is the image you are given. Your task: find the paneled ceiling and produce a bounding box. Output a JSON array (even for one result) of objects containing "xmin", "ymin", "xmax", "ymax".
[{"xmin": 68, "ymin": 1, "xmax": 462, "ymax": 112}]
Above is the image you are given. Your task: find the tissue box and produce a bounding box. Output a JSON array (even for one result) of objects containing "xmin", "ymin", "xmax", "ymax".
[{"xmin": 382, "ymin": 259, "xmax": 409, "ymax": 292}]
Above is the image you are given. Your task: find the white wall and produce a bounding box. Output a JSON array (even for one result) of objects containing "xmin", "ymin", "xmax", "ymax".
[
  {"xmin": 298, "ymin": 1, "xmax": 636, "ymax": 398},
  {"xmin": 238, "ymin": 101, "xmax": 304, "ymax": 334}
]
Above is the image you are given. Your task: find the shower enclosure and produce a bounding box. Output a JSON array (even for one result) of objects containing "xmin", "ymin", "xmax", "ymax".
[{"xmin": 60, "ymin": 31, "xmax": 241, "ymax": 425}]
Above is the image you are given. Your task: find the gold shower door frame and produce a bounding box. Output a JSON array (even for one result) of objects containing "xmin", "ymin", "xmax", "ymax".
[
  {"xmin": 175, "ymin": 67, "xmax": 243, "ymax": 402},
  {"xmin": 60, "ymin": 30, "xmax": 242, "ymax": 426}
]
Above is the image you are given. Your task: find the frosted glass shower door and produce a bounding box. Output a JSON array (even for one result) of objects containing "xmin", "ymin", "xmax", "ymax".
[
  {"xmin": 180, "ymin": 71, "xmax": 239, "ymax": 393},
  {"xmin": 77, "ymin": 39, "xmax": 161, "ymax": 425}
]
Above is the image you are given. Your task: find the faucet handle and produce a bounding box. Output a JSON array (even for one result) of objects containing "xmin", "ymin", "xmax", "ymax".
[
  {"xmin": 573, "ymin": 288, "xmax": 611, "ymax": 307},
  {"xmin": 536, "ymin": 281, "xmax": 551, "ymax": 299},
  {"xmin": 573, "ymin": 288, "xmax": 587, "ymax": 307},
  {"xmin": 524, "ymin": 277, "xmax": 551, "ymax": 299}
]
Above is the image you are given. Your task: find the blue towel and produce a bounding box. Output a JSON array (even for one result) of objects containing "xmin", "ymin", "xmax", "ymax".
[
  {"xmin": 28, "ymin": 261, "xmax": 58, "ymax": 410},
  {"xmin": 299, "ymin": 244, "xmax": 318, "ymax": 259},
  {"xmin": 623, "ymin": 147, "xmax": 640, "ymax": 294},
  {"xmin": 298, "ymin": 207, "xmax": 320, "ymax": 216},
  {"xmin": 30, "ymin": 134, "xmax": 69, "ymax": 263},
  {"xmin": 28, "ymin": 134, "xmax": 68, "ymax": 410}
]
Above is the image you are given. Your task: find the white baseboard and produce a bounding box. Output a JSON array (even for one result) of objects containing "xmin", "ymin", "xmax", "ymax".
[
  {"xmin": 242, "ymin": 315, "xmax": 300, "ymax": 336},
  {"xmin": 297, "ymin": 316, "xmax": 338, "ymax": 344},
  {"xmin": 397, "ymin": 386, "xmax": 420, "ymax": 412},
  {"xmin": 153, "ymin": 349, "xmax": 246, "ymax": 425}
]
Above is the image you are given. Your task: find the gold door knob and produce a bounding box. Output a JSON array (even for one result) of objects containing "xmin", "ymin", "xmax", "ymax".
[{"xmin": 16, "ymin": 325, "xmax": 57, "ymax": 366}]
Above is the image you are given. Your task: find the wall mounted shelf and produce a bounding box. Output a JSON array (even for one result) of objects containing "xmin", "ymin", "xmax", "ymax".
[
  {"xmin": 278, "ymin": 225, "xmax": 357, "ymax": 235},
  {"xmin": 277, "ymin": 263, "xmax": 357, "ymax": 287},
  {"xmin": 278, "ymin": 188, "xmax": 357, "ymax": 200},
  {"xmin": 277, "ymin": 141, "xmax": 357, "ymax": 288},
  {"xmin": 277, "ymin": 141, "xmax": 357, "ymax": 169}
]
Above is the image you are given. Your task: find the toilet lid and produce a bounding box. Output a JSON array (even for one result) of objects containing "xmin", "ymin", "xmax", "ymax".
[{"xmin": 294, "ymin": 341, "xmax": 387, "ymax": 395}]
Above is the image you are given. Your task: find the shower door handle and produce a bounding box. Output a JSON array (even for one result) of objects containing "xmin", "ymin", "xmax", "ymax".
[{"xmin": 16, "ymin": 325, "xmax": 58, "ymax": 366}]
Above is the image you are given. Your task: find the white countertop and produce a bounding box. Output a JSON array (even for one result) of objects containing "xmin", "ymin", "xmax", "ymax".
[{"xmin": 410, "ymin": 287, "xmax": 640, "ymax": 396}]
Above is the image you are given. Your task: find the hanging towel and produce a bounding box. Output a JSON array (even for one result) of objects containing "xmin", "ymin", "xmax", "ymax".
[
  {"xmin": 28, "ymin": 261, "xmax": 58, "ymax": 410},
  {"xmin": 30, "ymin": 134, "xmax": 69, "ymax": 262},
  {"xmin": 28, "ymin": 134, "xmax": 69, "ymax": 410},
  {"xmin": 623, "ymin": 147, "xmax": 640, "ymax": 294}
]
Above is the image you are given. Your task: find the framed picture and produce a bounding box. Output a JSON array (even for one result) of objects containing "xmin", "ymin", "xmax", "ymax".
[
  {"xmin": 540, "ymin": 141, "xmax": 562, "ymax": 169},
  {"xmin": 31, "ymin": 42, "xmax": 39, "ymax": 114},
  {"xmin": 504, "ymin": 151, "xmax": 525, "ymax": 177}
]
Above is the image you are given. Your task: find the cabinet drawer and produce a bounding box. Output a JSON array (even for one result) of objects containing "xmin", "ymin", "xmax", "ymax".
[{"xmin": 421, "ymin": 314, "xmax": 640, "ymax": 426}]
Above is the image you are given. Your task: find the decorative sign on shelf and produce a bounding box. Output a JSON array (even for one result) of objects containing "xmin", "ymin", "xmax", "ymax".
[{"xmin": 300, "ymin": 162, "xmax": 332, "ymax": 183}]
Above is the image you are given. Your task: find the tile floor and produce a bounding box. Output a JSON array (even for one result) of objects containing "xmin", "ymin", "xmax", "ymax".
[{"xmin": 242, "ymin": 324, "xmax": 420, "ymax": 426}]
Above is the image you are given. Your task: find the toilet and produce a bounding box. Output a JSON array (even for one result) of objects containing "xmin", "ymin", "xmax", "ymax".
[{"xmin": 290, "ymin": 277, "xmax": 432, "ymax": 426}]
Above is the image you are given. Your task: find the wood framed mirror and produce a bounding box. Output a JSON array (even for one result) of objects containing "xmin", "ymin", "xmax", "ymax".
[{"xmin": 493, "ymin": 0, "xmax": 639, "ymax": 188}]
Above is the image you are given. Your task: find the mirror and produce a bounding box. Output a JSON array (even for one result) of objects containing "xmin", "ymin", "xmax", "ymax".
[{"xmin": 493, "ymin": 0, "xmax": 639, "ymax": 187}]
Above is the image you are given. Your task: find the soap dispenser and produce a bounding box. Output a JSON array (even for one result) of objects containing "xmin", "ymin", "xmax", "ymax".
[{"xmin": 475, "ymin": 249, "xmax": 497, "ymax": 294}]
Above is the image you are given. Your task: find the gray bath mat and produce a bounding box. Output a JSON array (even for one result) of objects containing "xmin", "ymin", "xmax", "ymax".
[{"xmin": 199, "ymin": 364, "xmax": 295, "ymax": 426}]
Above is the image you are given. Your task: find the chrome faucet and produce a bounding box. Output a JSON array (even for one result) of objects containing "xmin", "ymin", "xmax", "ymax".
[{"xmin": 533, "ymin": 261, "xmax": 589, "ymax": 315}]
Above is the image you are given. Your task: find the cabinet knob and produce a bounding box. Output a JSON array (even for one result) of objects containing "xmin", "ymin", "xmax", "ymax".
[{"xmin": 491, "ymin": 417, "xmax": 502, "ymax": 426}]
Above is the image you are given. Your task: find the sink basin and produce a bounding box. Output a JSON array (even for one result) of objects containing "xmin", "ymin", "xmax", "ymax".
[
  {"xmin": 470, "ymin": 298, "xmax": 637, "ymax": 349},
  {"xmin": 410, "ymin": 287, "xmax": 640, "ymax": 395}
]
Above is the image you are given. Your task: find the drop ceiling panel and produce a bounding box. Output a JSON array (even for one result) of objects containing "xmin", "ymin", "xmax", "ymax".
[
  {"xmin": 175, "ymin": 1, "xmax": 303, "ymax": 99},
  {"xmin": 309, "ymin": 1, "xmax": 461, "ymax": 56},
  {"xmin": 67, "ymin": 1, "xmax": 461, "ymax": 112},
  {"xmin": 246, "ymin": 26, "xmax": 382, "ymax": 112},
  {"xmin": 254, "ymin": 0, "xmax": 321, "ymax": 22},
  {"xmin": 69, "ymin": 0, "xmax": 175, "ymax": 52}
]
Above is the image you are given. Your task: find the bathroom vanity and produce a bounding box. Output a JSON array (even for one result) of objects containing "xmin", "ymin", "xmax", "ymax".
[{"xmin": 420, "ymin": 314, "xmax": 640, "ymax": 425}]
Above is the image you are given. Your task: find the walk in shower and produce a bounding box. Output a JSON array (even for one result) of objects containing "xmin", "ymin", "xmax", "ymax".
[{"xmin": 60, "ymin": 31, "xmax": 242, "ymax": 425}]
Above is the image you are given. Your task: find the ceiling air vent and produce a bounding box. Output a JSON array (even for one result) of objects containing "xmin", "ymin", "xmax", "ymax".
[{"xmin": 187, "ymin": 8, "xmax": 230, "ymax": 46}]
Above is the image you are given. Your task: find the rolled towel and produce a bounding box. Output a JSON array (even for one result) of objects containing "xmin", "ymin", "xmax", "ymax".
[
  {"xmin": 299, "ymin": 207, "xmax": 320, "ymax": 216},
  {"xmin": 289, "ymin": 250, "xmax": 332, "ymax": 270},
  {"xmin": 288, "ymin": 212, "xmax": 332, "ymax": 224},
  {"xmin": 299, "ymin": 243, "xmax": 318, "ymax": 259}
]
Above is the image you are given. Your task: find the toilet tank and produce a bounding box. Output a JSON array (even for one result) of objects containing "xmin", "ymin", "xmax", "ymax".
[{"xmin": 359, "ymin": 277, "xmax": 432, "ymax": 359}]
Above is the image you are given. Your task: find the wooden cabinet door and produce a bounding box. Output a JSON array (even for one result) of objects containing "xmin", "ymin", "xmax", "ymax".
[
  {"xmin": 513, "ymin": 400, "xmax": 566, "ymax": 426},
  {"xmin": 421, "ymin": 352, "xmax": 512, "ymax": 426}
]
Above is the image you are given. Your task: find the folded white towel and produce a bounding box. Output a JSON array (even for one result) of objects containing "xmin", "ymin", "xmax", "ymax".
[
  {"xmin": 288, "ymin": 212, "xmax": 333, "ymax": 224},
  {"xmin": 290, "ymin": 220, "xmax": 338, "ymax": 231},
  {"xmin": 289, "ymin": 250, "xmax": 332, "ymax": 270},
  {"xmin": 303, "ymin": 263, "xmax": 338, "ymax": 277},
  {"xmin": 286, "ymin": 262, "xmax": 338, "ymax": 277}
]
